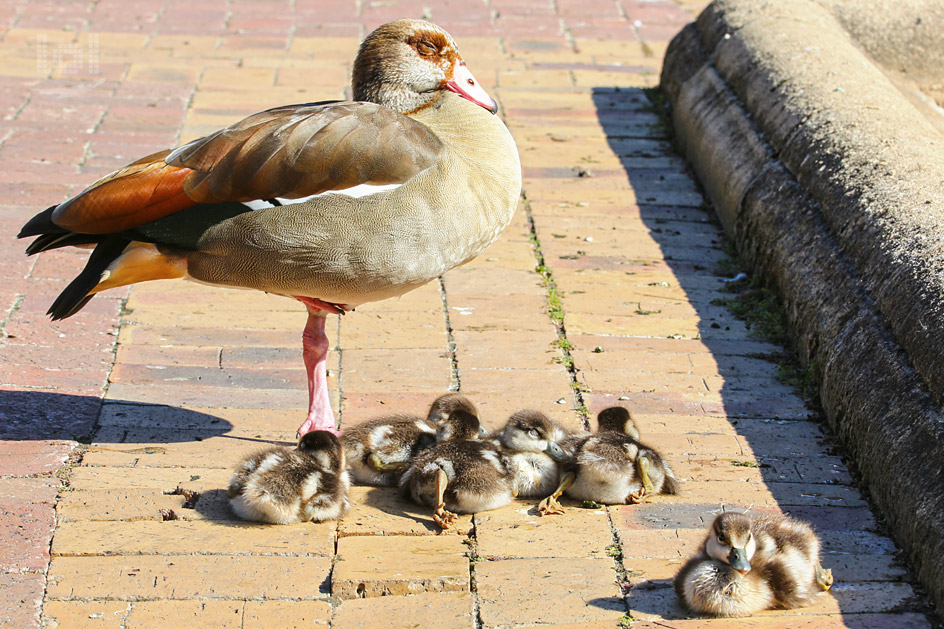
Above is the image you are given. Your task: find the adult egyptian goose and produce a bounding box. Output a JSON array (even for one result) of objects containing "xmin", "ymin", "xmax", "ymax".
[{"xmin": 17, "ymin": 19, "xmax": 521, "ymax": 437}]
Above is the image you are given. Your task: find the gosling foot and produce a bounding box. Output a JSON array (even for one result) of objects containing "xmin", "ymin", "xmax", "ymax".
[
  {"xmin": 627, "ymin": 488, "xmax": 649, "ymax": 504},
  {"xmin": 434, "ymin": 506, "xmax": 457, "ymax": 530},
  {"xmin": 538, "ymin": 495, "xmax": 566, "ymax": 516}
]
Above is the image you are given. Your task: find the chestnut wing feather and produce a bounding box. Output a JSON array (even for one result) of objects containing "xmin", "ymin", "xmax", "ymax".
[
  {"xmin": 47, "ymin": 101, "xmax": 443, "ymax": 235},
  {"xmin": 169, "ymin": 101, "xmax": 444, "ymax": 202}
]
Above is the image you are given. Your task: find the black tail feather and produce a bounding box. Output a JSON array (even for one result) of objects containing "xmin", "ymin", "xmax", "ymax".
[
  {"xmin": 25, "ymin": 232, "xmax": 102, "ymax": 256},
  {"xmin": 47, "ymin": 238, "xmax": 130, "ymax": 321},
  {"xmin": 18, "ymin": 205, "xmax": 65, "ymax": 239}
]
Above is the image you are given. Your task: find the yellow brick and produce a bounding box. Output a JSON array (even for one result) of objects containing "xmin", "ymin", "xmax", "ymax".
[
  {"xmin": 338, "ymin": 486, "xmax": 473, "ymax": 537},
  {"xmin": 332, "ymin": 535, "xmax": 470, "ymax": 599},
  {"xmin": 47, "ymin": 555, "xmax": 332, "ymax": 600},
  {"xmin": 42, "ymin": 600, "xmax": 130, "ymax": 628},
  {"xmin": 51, "ymin": 520, "xmax": 335, "ymax": 557},
  {"xmin": 200, "ymin": 66, "xmax": 276, "ymax": 90},
  {"xmin": 243, "ymin": 601, "xmax": 332, "ymax": 627},
  {"xmin": 125, "ymin": 601, "xmax": 242, "ymax": 628}
]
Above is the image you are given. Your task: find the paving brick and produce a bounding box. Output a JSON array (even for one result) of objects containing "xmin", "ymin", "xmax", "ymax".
[
  {"xmin": 124, "ymin": 601, "xmax": 244, "ymax": 628},
  {"xmin": 0, "ymin": 500, "xmax": 55, "ymax": 571},
  {"xmin": 104, "ymin": 381, "xmax": 330, "ymax": 411},
  {"xmin": 67, "ymin": 466, "xmax": 232, "ymax": 492},
  {"xmin": 42, "ymin": 601, "xmax": 131, "ymax": 628},
  {"xmin": 446, "ymin": 294, "xmax": 551, "ymax": 332},
  {"xmin": 476, "ymin": 558, "xmax": 626, "ymax": 626},
  {"xmin": 475, "ymin": 500, "xmax": 614, "ymax": 559},
  {"xmin": 81, "ymin": 430, "xmax": 293, "ymax": 469},
  {"xmin": 243, "ymin": 600, "xmax": 332, "ymax": 627},
  {"xmin": 339, "ymin": 486, "xmax": 473, "ymax": 537},
  {"xmin": 0, "ymin": 439, "xmax": 73, "ymax": 475},
  {"xmin": 339, "ymin": 309, "xmax": 447, "ymax": 350},
  {"xmin": 332, "ymin": 535, "xmax": 470, "ymax": 599},
  {"xmin": 453, "ymin": 330, "xmax": 561, "ymax": 369},
  {"xmin": 51, "ymin": 520, "xmax": 335, "ymax": 557},
  {"xmin": 0, "ymin": 572, "xmax": 45, "ymax": 628},
  {"xmin": 57, "ymin": 488, "xmax": 232, "ymax": 523},
  {"xmin": 47, "ymin": 555, "xmax": 332, "ymax": 600},
  {"xmin": 96, "ymin": 403, "xmax": 290, "ymax": 433},
  {"xmin": 332, "ymin": 592, "xmax": 474, "ymax": 628},
  {"xmin": 461, "ymin": 367, "xmax": 575, "ymax": 401}
]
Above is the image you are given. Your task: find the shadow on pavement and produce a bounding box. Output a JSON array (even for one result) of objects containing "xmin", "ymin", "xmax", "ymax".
[
  {"xmin": 0, "ymin": 388, "xmax": 234, "ymax": 443},
  {"xmin": 588, "ymin": 86, "xmax": 907, "ymax": 617}
]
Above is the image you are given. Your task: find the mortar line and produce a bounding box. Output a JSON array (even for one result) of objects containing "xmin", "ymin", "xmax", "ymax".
[
  {"xmin": 468, "ymin": 515, "xmax": 485, "ymax": 629},
  {"xmin": 605, "ymin": 506, "xmax": 634, "ymax": 621},
  {"xmin": 522, "ymin": 196, "xmax": 591, "ymax": 429},
  {"xmin": 334, "ymin": 314, "xmax": 345, "ymax": 428},
  {"xmin": 438, "ymin": 276, "xmax": 461, "ymax": 392}
]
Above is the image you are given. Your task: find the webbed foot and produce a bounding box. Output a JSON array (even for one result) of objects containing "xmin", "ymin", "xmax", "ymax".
[
  {"xmin": 368, "ymin": 453, "xmax": 408, "ymax": 472},
  {"xmin": 538, "ymin": 495, "xmax": 566, "ymax": 515},
  {"xmin": 816, "ymin": 566, "xmax": 834, "ymax": 591},
  {"xmin": 434, "ymin": 506, "xmax": 457, "ymax": 530}
]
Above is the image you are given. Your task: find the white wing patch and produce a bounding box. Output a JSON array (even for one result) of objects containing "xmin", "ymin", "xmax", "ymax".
[
  {"xmin": 368, "ymin": 425, "xmax": 395, "ymax": 448},
  {"xmin": 300, "ymin": 471, "xmax": 321, "ymax": 501},
  {"xmin": 254, "ymin": 452, "xmax": 283, "ymax": 475},
  {"xmin": 240, "ymin": 184, "xmax": 402, "ymax": 211}
]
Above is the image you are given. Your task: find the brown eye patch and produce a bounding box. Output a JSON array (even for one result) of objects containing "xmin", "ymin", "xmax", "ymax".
[
  {"xmin": 407, "ymin": 31, "xmax": 451, "ymax": 59},
  {"xmin": 416, "ymin": 40, "xmax": 437, "ymax": 56}
]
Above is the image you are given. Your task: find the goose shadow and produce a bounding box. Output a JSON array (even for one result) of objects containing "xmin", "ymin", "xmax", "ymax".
[{"xmin": 0, "ymin": 388, "xmax": 236, "ymax": 443}]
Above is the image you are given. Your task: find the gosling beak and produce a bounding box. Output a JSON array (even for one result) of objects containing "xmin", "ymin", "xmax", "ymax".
[
  {"xmin": 545, "ymin": 441, "xmax": 567, "ymax": 462},
  {"xmin": 728, "ymin": 547, "xmax": 752, "ymax": 574},
  {"xmin": 478, "ymin": 426, "xmax": 490, "ymax": 439}
]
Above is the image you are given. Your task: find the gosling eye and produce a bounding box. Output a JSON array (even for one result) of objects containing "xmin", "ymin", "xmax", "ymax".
[
  {"xmin": 528, "ymin": 429, "xmax": 539, "ymax": 439},
  {"xmin": 717, "ymin": 534, "xmax": 727, "ymax": 545},
  {"xmin": 416, "ymin": 41, "xmax": 438, "ymax": 56}
]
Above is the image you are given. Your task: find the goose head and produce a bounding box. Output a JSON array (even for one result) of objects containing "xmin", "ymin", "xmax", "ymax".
[
  {"xmin": 352, "ymin": 19, "xmax": 498, "ymax": 115},
  {"xmin": 705, "ymin": 512, "xmax": 756, "ymax": 575}
]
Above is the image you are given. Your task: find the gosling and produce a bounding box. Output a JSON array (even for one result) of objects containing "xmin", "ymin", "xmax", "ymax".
[
  {"xmin": 539, "ymin": 406, "xmax": 677, "ymax": 514},
  {"xmin": 400, "ymin": 408, "xmax": 513, "ymax": 530},
  {"xmin": 674, "ymin": 511, "xmax": 834, "ymax": 617},
  {"xmin": 228, "ymin": 431, "xmax": 350, "ymax": 524},
  {"xmin": 342, "ymin": 393, "xmax": 478, "ymax": 486}
]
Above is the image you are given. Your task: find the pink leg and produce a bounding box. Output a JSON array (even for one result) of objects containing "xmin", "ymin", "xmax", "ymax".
[{"xmin": 296, "ymin": 312, "xmax": 339, "ymax": 437}]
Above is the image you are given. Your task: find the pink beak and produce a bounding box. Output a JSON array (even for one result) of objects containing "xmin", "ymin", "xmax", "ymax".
[{"xmin": 444, "ymin": 60, "xmax": 498, "ymax": 114}]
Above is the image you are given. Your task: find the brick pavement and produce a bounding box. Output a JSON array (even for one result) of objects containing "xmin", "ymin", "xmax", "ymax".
[{"xmin": 0, "ymin": 0, "xmax": 934, "ymax": 627}]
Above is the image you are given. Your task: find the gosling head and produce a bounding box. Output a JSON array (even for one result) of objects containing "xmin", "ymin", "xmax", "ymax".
[
  {"xmin": 436, "ymin": 408, "xmax": 485, "ymax": 442},
  {"xmin": 498, "ymin": 410, "xmax": 566, "ymax": 462},
  {"xmin": 705, "ymin": 512, "xmax": 756, "ymax": 575},
  {"xmin": 426, "ymin": 392, "xmax": 479, "ymax": 426},
  {"xmin": 596, "ymin": 406, "xmax": 640, "ymax": 440},
  {"xmin": 297, "ymin": 430, "xmax": 344, "ymax": 469}
]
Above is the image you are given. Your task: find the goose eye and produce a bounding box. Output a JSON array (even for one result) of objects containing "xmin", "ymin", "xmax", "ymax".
[
  {"xmin": 528, "ymin": 429, "xmax": 539, "ymax": 439},
  {"xmin": 416, "ymin": 41, "xmax": 437, "ymax": 56}
]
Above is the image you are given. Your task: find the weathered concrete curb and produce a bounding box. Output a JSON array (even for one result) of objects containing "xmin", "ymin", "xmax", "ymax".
[{"xmin": 661, "ymin": 0, "xmax": 944, "ymax": 615}]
